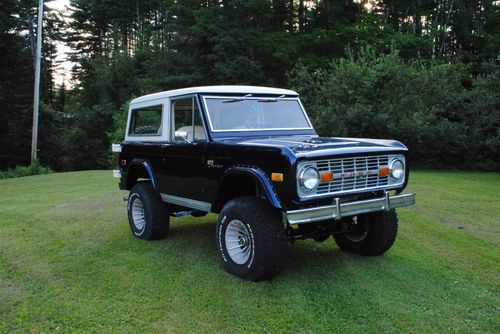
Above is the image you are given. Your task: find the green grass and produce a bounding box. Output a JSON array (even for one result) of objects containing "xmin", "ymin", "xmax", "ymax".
[{"xmin": 0, "ymin": 170, "xmax": 499, "ymax": 333}]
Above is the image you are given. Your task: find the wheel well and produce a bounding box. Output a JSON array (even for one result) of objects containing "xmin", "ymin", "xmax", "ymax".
[
  {"xmin": 212, "ymin": 174, "xmax": 260, "ymax": 213},
  {"xmin": 126, "ymin": 164, "xmax": 150, "ymax": 190}
]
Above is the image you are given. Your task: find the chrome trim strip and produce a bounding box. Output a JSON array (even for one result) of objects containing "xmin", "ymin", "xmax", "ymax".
[
  {"xmin": 160, "ymin": 193, "xmax": 211, "ymax": 212},
  {"xmin": 286, "ymin": 192, "xmax": 416, "ymax": 225}
]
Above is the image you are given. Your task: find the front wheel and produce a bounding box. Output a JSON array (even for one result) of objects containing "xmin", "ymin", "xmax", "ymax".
[
  {"xmin": 216, "ymin": 197, "xmax": 287, "ymax": 281},
  {"xmin": 333, "ymin": 210, "xmax": 398, "ymax": 256}
]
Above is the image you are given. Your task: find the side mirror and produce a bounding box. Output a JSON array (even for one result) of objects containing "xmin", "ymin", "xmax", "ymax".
[{"xmin": 174, "ymin": 131, "xmax": 190, "ymax": 143}]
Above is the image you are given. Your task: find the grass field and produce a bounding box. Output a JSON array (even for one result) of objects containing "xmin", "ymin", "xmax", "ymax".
[{"xmin": 0, "ymin": 170, "xmax": 499, "ymax": 333}]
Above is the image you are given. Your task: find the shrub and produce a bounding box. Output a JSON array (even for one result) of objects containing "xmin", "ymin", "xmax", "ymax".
[
  {"xmin": 288, "ymin": 51, "xmax": 500, "ymax": 171},
  {"xmin": 0, "ymin": 161, "xmax": 53, "ymax": 180}
]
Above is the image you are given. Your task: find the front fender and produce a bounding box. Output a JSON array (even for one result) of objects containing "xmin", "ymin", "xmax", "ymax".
[{"xmin": 219, "ymin": 166, "xmax": 282, "ymax": 209}]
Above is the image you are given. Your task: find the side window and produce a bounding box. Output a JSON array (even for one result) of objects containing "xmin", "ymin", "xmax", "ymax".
[
  {"xmin": 129, "ymin": 105, "xmax": 163, "ymax": 136},
  {"xmin": 171, "ymin": 97, "xmax": 206, "ymax": 143}
]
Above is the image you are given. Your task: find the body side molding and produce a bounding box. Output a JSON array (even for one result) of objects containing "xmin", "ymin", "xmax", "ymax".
[{"xmin": 161, "ymin": 193, "xmax": 212, "ymax": 212}]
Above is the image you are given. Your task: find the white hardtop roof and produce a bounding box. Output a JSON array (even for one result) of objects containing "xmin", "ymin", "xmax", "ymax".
[{"xmin": 130, "ymin": 85, "xmax": 299, "ymax": 104}]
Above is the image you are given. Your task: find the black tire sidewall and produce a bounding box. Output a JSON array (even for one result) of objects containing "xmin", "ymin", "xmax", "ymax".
[
  {"xmin": 127, "ymin": 192, "xmax": 148, "ymax": 237},
  {"xmin": 334, "ymin": 210, "xmax": 398, "ymax": 256},
  {"xmin": 216, "ymin": 197, "xmax": 286, "ymax": 281},
  {"xmin": 216, "ymin": 201, "xmax": 257, "ymax": 278},
  {"xmin": 127, "ymin": 182, "xmax": 169, "ymax": 240}
]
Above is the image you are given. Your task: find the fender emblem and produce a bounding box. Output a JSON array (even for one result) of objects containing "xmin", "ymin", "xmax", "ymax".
[{"xmin": 207, "ymin": 160, "xmax": 223, "ymax": 168}]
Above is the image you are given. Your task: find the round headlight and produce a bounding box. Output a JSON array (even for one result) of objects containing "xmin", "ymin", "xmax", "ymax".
[
  {"xmin": 299, "ymin": 166, "xmax": 320, "ymax": 191},
  {"xmin": 389, "ymin": 159, "xmax": 404, "ymax": 180}
]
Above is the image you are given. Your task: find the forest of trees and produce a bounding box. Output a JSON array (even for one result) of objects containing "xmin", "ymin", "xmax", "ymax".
[{"xmin": 1, "ymin": 0, "xmax": 499, "ymax": 172}]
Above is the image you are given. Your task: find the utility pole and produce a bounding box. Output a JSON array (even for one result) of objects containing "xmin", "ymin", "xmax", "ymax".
[{"xmin": 31, "ymin": 0, "xmax": 44, "ymax": 165}]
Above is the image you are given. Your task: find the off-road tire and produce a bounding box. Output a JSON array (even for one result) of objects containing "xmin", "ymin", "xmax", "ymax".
[
  {"xmin": 127, "ymin": 182, "xmax": 169, "ymax": 240},
  {"xmin": 216, "ymin": 197, "xmax": 287, "ymax": 281},
  {"xmin": 333, "ymin": 210, "xmax": 398, "ymax": 256}
]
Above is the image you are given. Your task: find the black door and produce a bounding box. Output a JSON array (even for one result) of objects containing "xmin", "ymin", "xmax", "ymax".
[
  {"xmin": 158, "ymin": 142, "xmax": 207, "ymax": 201},
  {"xmin": 156, "ymin": 96, "xmax": 209, "ymax": 203}
]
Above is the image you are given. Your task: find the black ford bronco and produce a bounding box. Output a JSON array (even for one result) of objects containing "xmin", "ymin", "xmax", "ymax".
[{"xmin": 113, "ymin": 85, "xmax": 416, "ymax": 281}]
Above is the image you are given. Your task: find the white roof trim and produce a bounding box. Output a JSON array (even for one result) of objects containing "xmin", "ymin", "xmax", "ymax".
[{"xmin": 130, "ymin": 85, "xmax": 298, "ymax": 104}]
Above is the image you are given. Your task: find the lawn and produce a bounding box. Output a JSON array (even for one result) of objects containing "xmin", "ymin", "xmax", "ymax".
[{"xmin": 0, "ymin": 170, "xmax": 498, "ymax": 333}]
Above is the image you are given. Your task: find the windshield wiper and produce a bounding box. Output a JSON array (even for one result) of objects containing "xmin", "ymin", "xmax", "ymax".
[
  {"xmin": 222, "ymin": 94, "xmax": 252, "ymax": 103},
  {"xmin": 257, "ymin": 95, "xmax": 286, "ymax": 102}
]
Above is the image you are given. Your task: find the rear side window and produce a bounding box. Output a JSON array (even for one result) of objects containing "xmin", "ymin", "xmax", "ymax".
[{"xmin": 128, "ymin": 105, "xmax": 163, "ymax": 136}]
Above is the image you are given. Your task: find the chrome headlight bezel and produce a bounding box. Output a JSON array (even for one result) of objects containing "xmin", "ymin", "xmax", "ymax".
[
  {"xmin": 388, "ymin": 156, "xmax": 406, "ymax": 186},
  {"xmin": 297, "ymin": 164, "xmax": 320, "ymax": 195}
]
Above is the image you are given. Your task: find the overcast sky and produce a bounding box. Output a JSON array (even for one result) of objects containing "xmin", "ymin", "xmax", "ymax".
[{"xmin": 47, "ymin": 0, "xmax": 72, "ymax": 87}]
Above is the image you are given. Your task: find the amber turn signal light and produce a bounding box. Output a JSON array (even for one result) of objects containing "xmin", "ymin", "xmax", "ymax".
[
  {"xmin": 379, "ymin": 166, "xmax": 390, "ymax": 176},
  {"xmin": 271, "ymin": 173, "xmax": 284, "ymax": 182},
  {"xmin": 320, "ymin": 172, "xmax": 334, "ymax": 182}
]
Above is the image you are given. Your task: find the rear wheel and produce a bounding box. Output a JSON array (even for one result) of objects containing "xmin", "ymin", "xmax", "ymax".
[
  {"xmin": 333, "ymin": 210, "xmax": 398, "ymax": 256},
  {"xmin": 216, "ymin": 197, "xmax": 287, "ymax": 281},
  {"xmin": 127, "ymin": 182, "xmax": 169, "ymax": 240}
]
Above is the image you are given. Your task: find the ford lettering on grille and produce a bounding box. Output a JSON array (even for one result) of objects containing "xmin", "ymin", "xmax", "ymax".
[{"xmin": 316, "ymin": 155, "xmax": 389, "ymax": 195}]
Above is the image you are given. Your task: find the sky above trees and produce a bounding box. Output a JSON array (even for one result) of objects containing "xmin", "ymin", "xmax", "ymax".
[{"xmin": 46, "ymin": 0, "xmax": 72, "ymax": 86}]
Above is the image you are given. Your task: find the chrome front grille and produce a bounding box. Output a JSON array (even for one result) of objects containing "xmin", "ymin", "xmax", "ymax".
[{"xmin": 315, "ymin": 155, "xmax": 389, "ymax": 195}]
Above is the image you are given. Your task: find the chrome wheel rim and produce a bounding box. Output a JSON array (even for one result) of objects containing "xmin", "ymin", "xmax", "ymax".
[
  {"xmin": 131, "ymin": 197, "xmax": 146, "ymax": 233},
  {"xmin": 225, "ymin": 219, "xmax": 252, "ymax": 265},
  {"xmin": 344, "ymin": 216, "xmax": 369, "ymax": 242}
]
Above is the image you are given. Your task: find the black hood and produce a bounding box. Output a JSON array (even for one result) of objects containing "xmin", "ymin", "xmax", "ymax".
[{"xmin": 221, "ymin": 135, "xmax": 408, "ymax": 158}]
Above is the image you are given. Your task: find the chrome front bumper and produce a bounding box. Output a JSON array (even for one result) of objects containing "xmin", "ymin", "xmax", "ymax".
[{"xmin": 286, "ymin": 192, "xmax": 416, "ymax": 225}]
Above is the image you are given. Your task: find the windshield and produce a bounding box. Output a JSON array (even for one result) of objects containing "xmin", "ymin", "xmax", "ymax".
[{"xmin": 203, "ymin": 97, "xmax": 312, "ymax": 132}]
